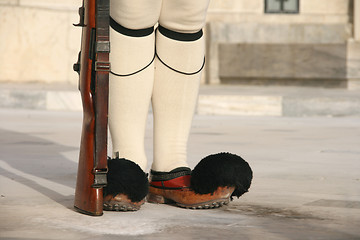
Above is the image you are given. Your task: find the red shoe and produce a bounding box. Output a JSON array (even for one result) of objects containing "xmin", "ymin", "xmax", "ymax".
[
  {"xmin": 148, "ymin": 167, "xmax": 233, "ymax": 209},
  {"xmin": 147, "ymin": 153, "xmax": 252, "ymax": 209}
]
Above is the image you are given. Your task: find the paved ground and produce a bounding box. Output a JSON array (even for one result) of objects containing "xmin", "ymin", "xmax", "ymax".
[
  {"xmin": 1, "ymin": 83, "xmax": 360, "ymax": 117},
  {"xmin": 0, "ymin": 108, "xmax": 359, "ymax": 240}
]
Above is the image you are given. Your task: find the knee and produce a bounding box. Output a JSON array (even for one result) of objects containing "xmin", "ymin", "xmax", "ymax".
[
  {"xmin": 110, "ymin": 0, "xmax": 160, "ymax": 30},
  {"xmin": 159, "ymin": 0, "xmax": 210, "ymax": 33}
]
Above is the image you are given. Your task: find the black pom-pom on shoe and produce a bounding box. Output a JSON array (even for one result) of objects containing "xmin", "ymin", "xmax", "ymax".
[
  {"xmin": 190, "ymin": 152, "xmax": 253, "ymax": 199},
  {"xmin": 103, "ymin": 157, "xmax": 149, "ymax": 203}
]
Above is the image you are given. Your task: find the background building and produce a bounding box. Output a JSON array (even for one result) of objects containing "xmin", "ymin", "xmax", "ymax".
[
  {"xmin": 0, "ymin": 0, "xmax": 359, "ymax": 89},
  {"xmin": 206, "ymin": 0, "xmax": 360, "ymax": 88}
]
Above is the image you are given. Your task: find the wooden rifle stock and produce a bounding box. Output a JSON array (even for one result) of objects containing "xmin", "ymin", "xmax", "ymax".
[{"xmin": 73, "ymin": 0, "xmax": 110, "ymax": 216}]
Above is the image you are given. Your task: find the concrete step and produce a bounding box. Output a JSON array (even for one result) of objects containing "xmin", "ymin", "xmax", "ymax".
[
  {"xmin": 1, "ymin": 83, "xmax": 360, "ymax": 117},
  {"xmin": 198, "ymin": 85, "xmax": 360, "ymax": 117}
]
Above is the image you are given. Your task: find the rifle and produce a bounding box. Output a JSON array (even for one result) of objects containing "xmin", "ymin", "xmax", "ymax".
[{"xmin": 73, "ymin": 0, "xmax": 110, "ymax": 216}]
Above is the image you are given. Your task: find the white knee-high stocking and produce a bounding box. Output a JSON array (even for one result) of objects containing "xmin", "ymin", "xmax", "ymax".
[
  {"xmin": 108, "ymin": 24, "xmax": 155, "ymax": 171},
  {"xmin": 109, "ymin": 0, "xmax": 209, "ymax": 172},
  {"xmin": 151, "ymin": 27, "xmax": 205, "ymax": 172}
]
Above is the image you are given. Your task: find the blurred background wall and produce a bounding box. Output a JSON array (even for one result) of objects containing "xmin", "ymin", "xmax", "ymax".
[
  {"xmin": 0, "ymin": 0, "xmax": 359, "ymax": 88},
  {"xmin": 0, "ymin": 0, "xmax": 80, "ymax": 84},
  {"xmin": 206, "ymin": 0, "xmax": 360, "ymax": 88}
]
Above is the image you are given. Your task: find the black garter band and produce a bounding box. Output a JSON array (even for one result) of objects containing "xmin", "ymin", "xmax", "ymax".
[
  {"xmin": 157, "ymin": 25, "xmax": 203, "ymax": 41},
  {"xmin": 110, "ymin": 17, "xmax": 154, "ymax": 37}
]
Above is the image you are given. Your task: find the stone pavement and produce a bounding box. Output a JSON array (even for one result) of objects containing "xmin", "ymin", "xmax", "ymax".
[
  {"xmin": 1, "ymin": 82, "xmax": 360, "ymax": 117},
  {"xmin": 0, "ymin": 106, "xmax": 359, "ymax": 240}
]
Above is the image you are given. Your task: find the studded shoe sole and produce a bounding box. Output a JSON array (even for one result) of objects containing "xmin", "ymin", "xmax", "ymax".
[
  {"xmin": 147, "ymin": 186, "xmax": 234, "ymax": 209},
  {"xmin": 103, "ymin": 194, "xmax": 145, "ymax": 212}
]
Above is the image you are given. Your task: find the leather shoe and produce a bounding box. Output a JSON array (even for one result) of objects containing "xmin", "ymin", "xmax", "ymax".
[{"xmin": 147, "ymin": 167, "xmax": 234, "ymax": 209}]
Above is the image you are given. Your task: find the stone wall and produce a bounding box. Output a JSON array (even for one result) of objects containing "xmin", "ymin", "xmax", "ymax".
[
  {"xmin": 207, "ymin": 22, "xmax": 350, "ymax": 86},
  {"xmin": 205, "ymin": 0, "xmax": 358, "ymax": 86},
  {"xmin": 0, "ymin": 0, "xmax": 358, "ymax": 87},
  {"xmin": 207, "ymin": 0, "xmax": 351, "ymax": 23},
  {"xmin": 0, "ymin": 0, "xmax": 81, "ymax": 84}
]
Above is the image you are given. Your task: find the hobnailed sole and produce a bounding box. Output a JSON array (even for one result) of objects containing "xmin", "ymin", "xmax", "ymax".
[
  {"xmin": 103, "ymin": 200, "xmax": 141, "ymax": 212},
  {"xmin": 177, "ymin": 199, "xmax": 230, "ymax": 209},
  {"xmin": 147, "ymin": 192, "xmax": 230, "ymax": 210},
  {"xmin": 103, "ymin": 194, "xmax": 145, "ymax": 212}
]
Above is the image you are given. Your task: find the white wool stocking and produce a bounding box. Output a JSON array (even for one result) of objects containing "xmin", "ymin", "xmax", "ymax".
[
  {"xmin": 109, "ymin": 0, "xmax": 210, "ymax": 172},
  {"xmin": 151, "ymin": 28, "xmax": 205, "ymax": 172},
  {"xmin": 108, "ymin": 27, "xmax": 155, "ymax": 171}
]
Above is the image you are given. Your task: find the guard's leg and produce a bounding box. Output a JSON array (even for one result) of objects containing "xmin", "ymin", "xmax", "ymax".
[
  {"xmin": 148, "ymin": 0, "xmax": 253, "ymax": 209},
  {"xmin": 108, "ymin": 0, "xmax": 161, "ymax": 171},
  {"xmin": 105, "ymin": 0, "xmax": 161, "ymax": 211},
  {"xmin": 151, "ymin": 0, "xmax": 210, "ymax": 172}
]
